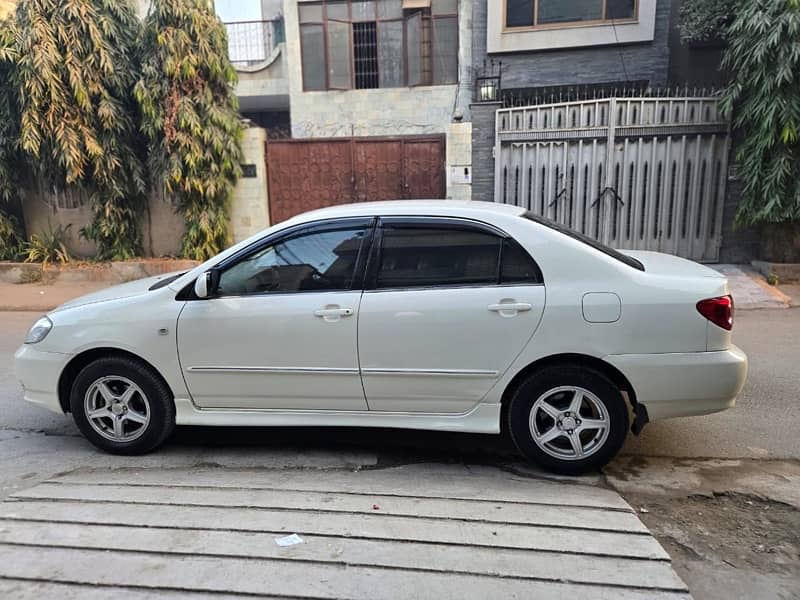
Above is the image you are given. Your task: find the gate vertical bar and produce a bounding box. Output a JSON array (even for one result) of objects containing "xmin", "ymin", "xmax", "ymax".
[
  {"xmin": 521, "ymin": 142, "xmax": 529, "ymax": 210},
  {"xmin": 687, "ymin": 133, "xmax": 703, "ymax": 258},
  {"xmin": 494, "ymin": 109, "xmax": 503, "ymax": 203},
  {"xmin": 647, "ymin": 134, "xmax": 658, "ymax": 251},
  {"xmin": 712, "ymin": 130, "xmax": 732, "ymax": 261},
  {"xmin": 602, "ymin": 98, "xmax": 617, "ymax": 245}
]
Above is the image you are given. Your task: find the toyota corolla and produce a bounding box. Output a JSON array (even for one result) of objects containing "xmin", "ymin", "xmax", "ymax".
[{"xmin": 15, "ymin": 201, "xmax": 747, "ymax": 473}]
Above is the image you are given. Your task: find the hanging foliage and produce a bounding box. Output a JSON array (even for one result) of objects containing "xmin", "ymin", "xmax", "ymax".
[
  {"xmin": 12, "ymin": 0, "xmax": 145, "ymax": 260},
  {"xmin": 720, "ymin": 0, "xmax": 800, "ymax": 227},
  {"xmin": 135, "ymin": 0, "xmax": 242, "ymax": 261},
  {"xmin": 0, "ymin": 16, "xmax": 17, "ymax": 204},
  {"xmin": 0, "ymin": 16, "xmax": 22, "ymax": 259}
]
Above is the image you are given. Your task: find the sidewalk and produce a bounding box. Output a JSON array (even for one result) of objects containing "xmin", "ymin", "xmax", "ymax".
[
  {"xmin": 0, "ymin": 281, "xmax": 108, "ymax": 312},
  {"xmin": 0, "ymin": 463, "xmax": 689, "ymax": 599},
  {"xmin": 712, "ymin": 264, "xmax": 792, "ymax": 309},
  {"xmin": 0, "ymin": 264, "xmax": 794, "ymax": 312}
]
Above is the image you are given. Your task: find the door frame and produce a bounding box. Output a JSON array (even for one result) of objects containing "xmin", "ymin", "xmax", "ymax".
[
  {"xmin": 205, "ymin": 217, "xmax": 377, "ymax": 295},
  {"xmin": 363, "ymin": 215, "xmax": 534, "ymax": 291}
]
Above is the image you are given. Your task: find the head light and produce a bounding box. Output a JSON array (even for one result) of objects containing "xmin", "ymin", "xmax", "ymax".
[{"xmin": 25, "ymin": 316, "xmax": 53, "ymax": 344}]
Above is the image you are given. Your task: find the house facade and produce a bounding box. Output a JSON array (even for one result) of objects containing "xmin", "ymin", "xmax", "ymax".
[
  {"xmin": 267, "ymin": 0, "xmax": 474, "ymax": 222},
  {"xmin": 471, "ymin": 0, "xmax": 672, "ymax": 203},
  {"xmin": 466, "ymin": 0, "xmax": 751, "ymax": 263}
]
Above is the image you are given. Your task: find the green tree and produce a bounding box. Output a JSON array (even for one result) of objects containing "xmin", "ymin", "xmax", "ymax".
[
  {"xmin": 135, "ymin": 0, "xmax": 242, "ymax": 261},
  {"xmin": 679, "ymin": 0, "xmax": 738, "ymax": 43},
  {"xmin": 720, "ymin": 0, "xmax": 800, "ymax": 231},
  {"xmin": 0, "ymin": 16, "xmax": 22, "ymax": 259},
  {"xmin": 12, "ymin": 0, "xmax": 145, "ymax": 260},
  {"xmin": 0, "ymin": 16, "xmax": 16, "ymax": 204}
]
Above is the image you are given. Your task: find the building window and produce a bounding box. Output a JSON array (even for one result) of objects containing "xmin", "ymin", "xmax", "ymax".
[
  {"xmin": 217, "ymin": 0, "xmax": 284, "ymax": 67},
  {"xmin": 299, "ymin": 0, "xmax": 459, "ymax": 91},
  {"xmin": 505, "ymin": 0, "xmax": 637, "ymax": 29},
  {"xmin": 354, "ymin": 22, "xmax": 379, "ymax": 88}
]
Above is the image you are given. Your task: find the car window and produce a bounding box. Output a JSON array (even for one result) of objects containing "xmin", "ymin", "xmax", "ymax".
[
  {"xmin": 218, "ymin": 227, "xmax": 368, "ymax": 295},
  {"xmin": 523, "ymin": 212, "xmax": 645, "ymax": 271},
  {"xmin": 377, "ymin": 226, "xmax": 501, "ymax": 289},
  {"xmin": 501, "ymin": 238, "xmax": 543, "ymax": 284}
]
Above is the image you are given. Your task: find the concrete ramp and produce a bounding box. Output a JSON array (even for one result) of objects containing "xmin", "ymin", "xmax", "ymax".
[{"xmin": 0, "ymin": 464, "xmax": 690, "ymax": 599}]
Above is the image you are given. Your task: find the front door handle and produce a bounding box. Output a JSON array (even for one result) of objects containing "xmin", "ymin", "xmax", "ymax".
[
  {"xmin": 314, "ymin": 307, "xmax": 354, "ymax": 322},
  {"xmin": 488, "ymin": 302, "xmax": 532, "ymax": 317}
]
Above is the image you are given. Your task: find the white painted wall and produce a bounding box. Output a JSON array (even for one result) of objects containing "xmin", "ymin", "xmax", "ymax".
[
  {"xmin": 230, "ymin": 125, "xmax": 271, "ymax": 241},
  {"xmin": 446, "ymin": 122, "xmax": 472, "ymax": 200}
]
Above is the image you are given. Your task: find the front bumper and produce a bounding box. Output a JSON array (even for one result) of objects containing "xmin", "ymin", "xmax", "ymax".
[
  {"xmin": 14, "ymin": 345, "xmax": 72, "ymax": 414},
  {"xmin": 605, "ymin": 345, "xmax": 748, "ymax": 421}
]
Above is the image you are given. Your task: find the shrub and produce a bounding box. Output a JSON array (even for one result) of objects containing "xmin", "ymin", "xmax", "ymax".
[{"xmin": 23, "ymin": 223, "xmax": 71, "ymax": 268}]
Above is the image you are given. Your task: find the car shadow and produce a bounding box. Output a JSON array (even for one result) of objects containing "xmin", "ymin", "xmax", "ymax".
[{"xmin": 171, "ymin": 425, "xmax": 518, "ymax": 466}]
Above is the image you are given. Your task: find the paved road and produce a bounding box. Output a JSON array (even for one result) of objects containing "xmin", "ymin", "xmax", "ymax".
[
  {"xmin": 2, "ymin": 308, "xmax": 798, "ymax": 466},
  {"xmin": 1, "ymin": 309, "xmax": 797, "ymax": 600}
]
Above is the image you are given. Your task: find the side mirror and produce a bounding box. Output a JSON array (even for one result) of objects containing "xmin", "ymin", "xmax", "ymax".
[{"xmin": 194, "ymin": 270, "xmax": 219, "ymax": 299}]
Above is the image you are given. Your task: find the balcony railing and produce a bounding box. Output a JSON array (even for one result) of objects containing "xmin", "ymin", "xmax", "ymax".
[{"xmin": 223, "ymin": 18, "xmax": 284, "ymax": 67}]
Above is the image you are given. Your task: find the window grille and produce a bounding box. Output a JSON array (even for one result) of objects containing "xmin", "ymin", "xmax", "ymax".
[{"xmin": 354, "ymin": 22, "xmax": 379, "ymax": 89}]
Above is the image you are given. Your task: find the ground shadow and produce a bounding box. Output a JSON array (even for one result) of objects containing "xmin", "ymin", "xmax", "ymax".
[{"xmin": 171, "ymin": 425, "xmax": 519, "ymax": 465}]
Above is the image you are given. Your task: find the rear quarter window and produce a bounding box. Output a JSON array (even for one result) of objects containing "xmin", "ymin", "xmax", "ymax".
[{"xmin": 523, "ymin": 212, "xmax": 645, "ymax": 271}]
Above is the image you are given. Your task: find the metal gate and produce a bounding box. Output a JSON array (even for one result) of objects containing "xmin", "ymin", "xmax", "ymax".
[
  {"xmin": 494, "ymin": 97, "xmax": 730, "ymax": 262},
  {"xmin": 267, "ymin": 136, "xmax": 445, "ymax": 223}
]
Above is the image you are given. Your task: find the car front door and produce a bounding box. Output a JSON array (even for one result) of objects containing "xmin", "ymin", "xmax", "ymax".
[
  {"xmin": 177, "ymin": 218, "xmax": 372, "ymax": 410},
  {"xmin": 358, "ymin": 217, "xmax": 546, "ymax": 413}
]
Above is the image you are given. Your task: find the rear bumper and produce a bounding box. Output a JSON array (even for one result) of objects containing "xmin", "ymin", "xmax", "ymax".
[
  {"xmin": 14, "ymin": 344, "xmax": 71, "ymax": 414},
  {"xmin": 605, "ymin": 345, "xmax": 748, "ymax": 421}
]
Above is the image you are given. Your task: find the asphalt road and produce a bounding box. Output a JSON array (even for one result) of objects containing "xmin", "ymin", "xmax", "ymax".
[{"xmin": 1, "ymin": 308, "xmax": 798, "ymax": 463}]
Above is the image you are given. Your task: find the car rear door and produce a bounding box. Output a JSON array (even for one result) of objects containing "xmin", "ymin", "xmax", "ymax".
[{"xmin": 357, "ymin": 217, "xmax": 546, "ymax": 413}]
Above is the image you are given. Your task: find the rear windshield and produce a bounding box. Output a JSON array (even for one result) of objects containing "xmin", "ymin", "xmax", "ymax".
[{"xmin": 523, "ymin": 212, "xmax": 645, "ymax": 271}]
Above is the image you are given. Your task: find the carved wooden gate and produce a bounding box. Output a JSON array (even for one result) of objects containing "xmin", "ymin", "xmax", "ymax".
[
  {"xmin": 494, "ymin": 97, "xmax": 730, "ymax": 262},
  {"xmin": 267, "ymin": 136, "xmax": 445, "ymax": 223}
]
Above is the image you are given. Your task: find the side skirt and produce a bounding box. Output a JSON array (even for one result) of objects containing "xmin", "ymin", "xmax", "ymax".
[{"xmin": 173, "ymin": 398, "xmax": 501, "ymax": 434}]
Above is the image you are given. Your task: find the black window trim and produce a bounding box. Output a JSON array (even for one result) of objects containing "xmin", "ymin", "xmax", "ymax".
[
  {"xmin": 364, "ymin": 216, "xmax": 544, "ymax": 292},
  {"xmin": 177, "ymin": 217, "xmax": 377, "ymax": 300}
]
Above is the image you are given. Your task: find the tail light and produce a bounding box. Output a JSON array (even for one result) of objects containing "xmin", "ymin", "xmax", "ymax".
[{"xmin": 696, "ymin": 295, "xmax": 734, "ymax": 330}]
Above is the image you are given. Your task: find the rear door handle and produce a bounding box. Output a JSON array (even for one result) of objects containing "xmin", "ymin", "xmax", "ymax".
[{"xmin": 488, "ymin": 302, "xmax": 532, "ymax": 317}]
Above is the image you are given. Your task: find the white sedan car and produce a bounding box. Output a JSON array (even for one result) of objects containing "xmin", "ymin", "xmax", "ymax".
[{"xmin": 15, "ymin": 201, "xmax": 747, "ymax": 473}]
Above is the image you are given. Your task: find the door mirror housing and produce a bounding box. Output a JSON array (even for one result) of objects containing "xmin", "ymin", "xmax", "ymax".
[{"xmin": 194, "ymin": 270, "xmax": 220, "ymax": 299}]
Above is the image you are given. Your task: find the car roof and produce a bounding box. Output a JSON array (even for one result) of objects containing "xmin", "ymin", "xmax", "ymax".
[{"xmin": 285, "ymin": 200, "xmax": 527, "ymax": 224}]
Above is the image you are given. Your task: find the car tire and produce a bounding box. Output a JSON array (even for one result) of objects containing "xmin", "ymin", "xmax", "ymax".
[
  {"xmin": 70, "ymin": 356, "xmax": 175, "ymax": 455},
  {"xmin": 507, "ymin": 365, "xmax": 629, "ymax": 475}
]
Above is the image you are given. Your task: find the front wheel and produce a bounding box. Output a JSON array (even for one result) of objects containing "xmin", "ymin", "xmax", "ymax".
[
  {"xmin": 507, "ymin": 365, "xmax": 629, "ymax": 474},
  {"xmin": 70, "ymin": 356, "xmax": 175, "ymax": 455}
]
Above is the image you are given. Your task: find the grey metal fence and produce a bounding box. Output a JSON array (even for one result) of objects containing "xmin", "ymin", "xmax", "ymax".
[{"xmin": 494, "ymin": 96, "xmax": 731, "ymax": 262}]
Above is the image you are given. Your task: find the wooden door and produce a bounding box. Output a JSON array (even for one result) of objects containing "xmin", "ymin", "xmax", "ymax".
[{"xmin": 267, "ymin": 136, "xmax": 445, "ymax": 223}]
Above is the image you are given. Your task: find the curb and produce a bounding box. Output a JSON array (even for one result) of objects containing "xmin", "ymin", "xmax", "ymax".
[{"xmin": 0, "ymin": 260, "xmax": 198, "ymax": 286}]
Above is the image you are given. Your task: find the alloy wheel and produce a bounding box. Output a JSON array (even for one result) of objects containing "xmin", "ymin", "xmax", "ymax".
[
  {"xmin": 83, "ymin": 376, "xmax": 151, "ymax": 442},
  {"xmin": 528, "ymin": 385, "xmax": 610, "ymax": 461}
]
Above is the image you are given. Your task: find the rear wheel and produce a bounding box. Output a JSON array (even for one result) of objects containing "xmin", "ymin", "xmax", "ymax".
[
  {"xmin": 507, "ymin": 365, "xmax": 629, "ymax": 474},
  {"xmin": 70, "ymin": 356, "xmax": 175, "ymax": 455}
]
